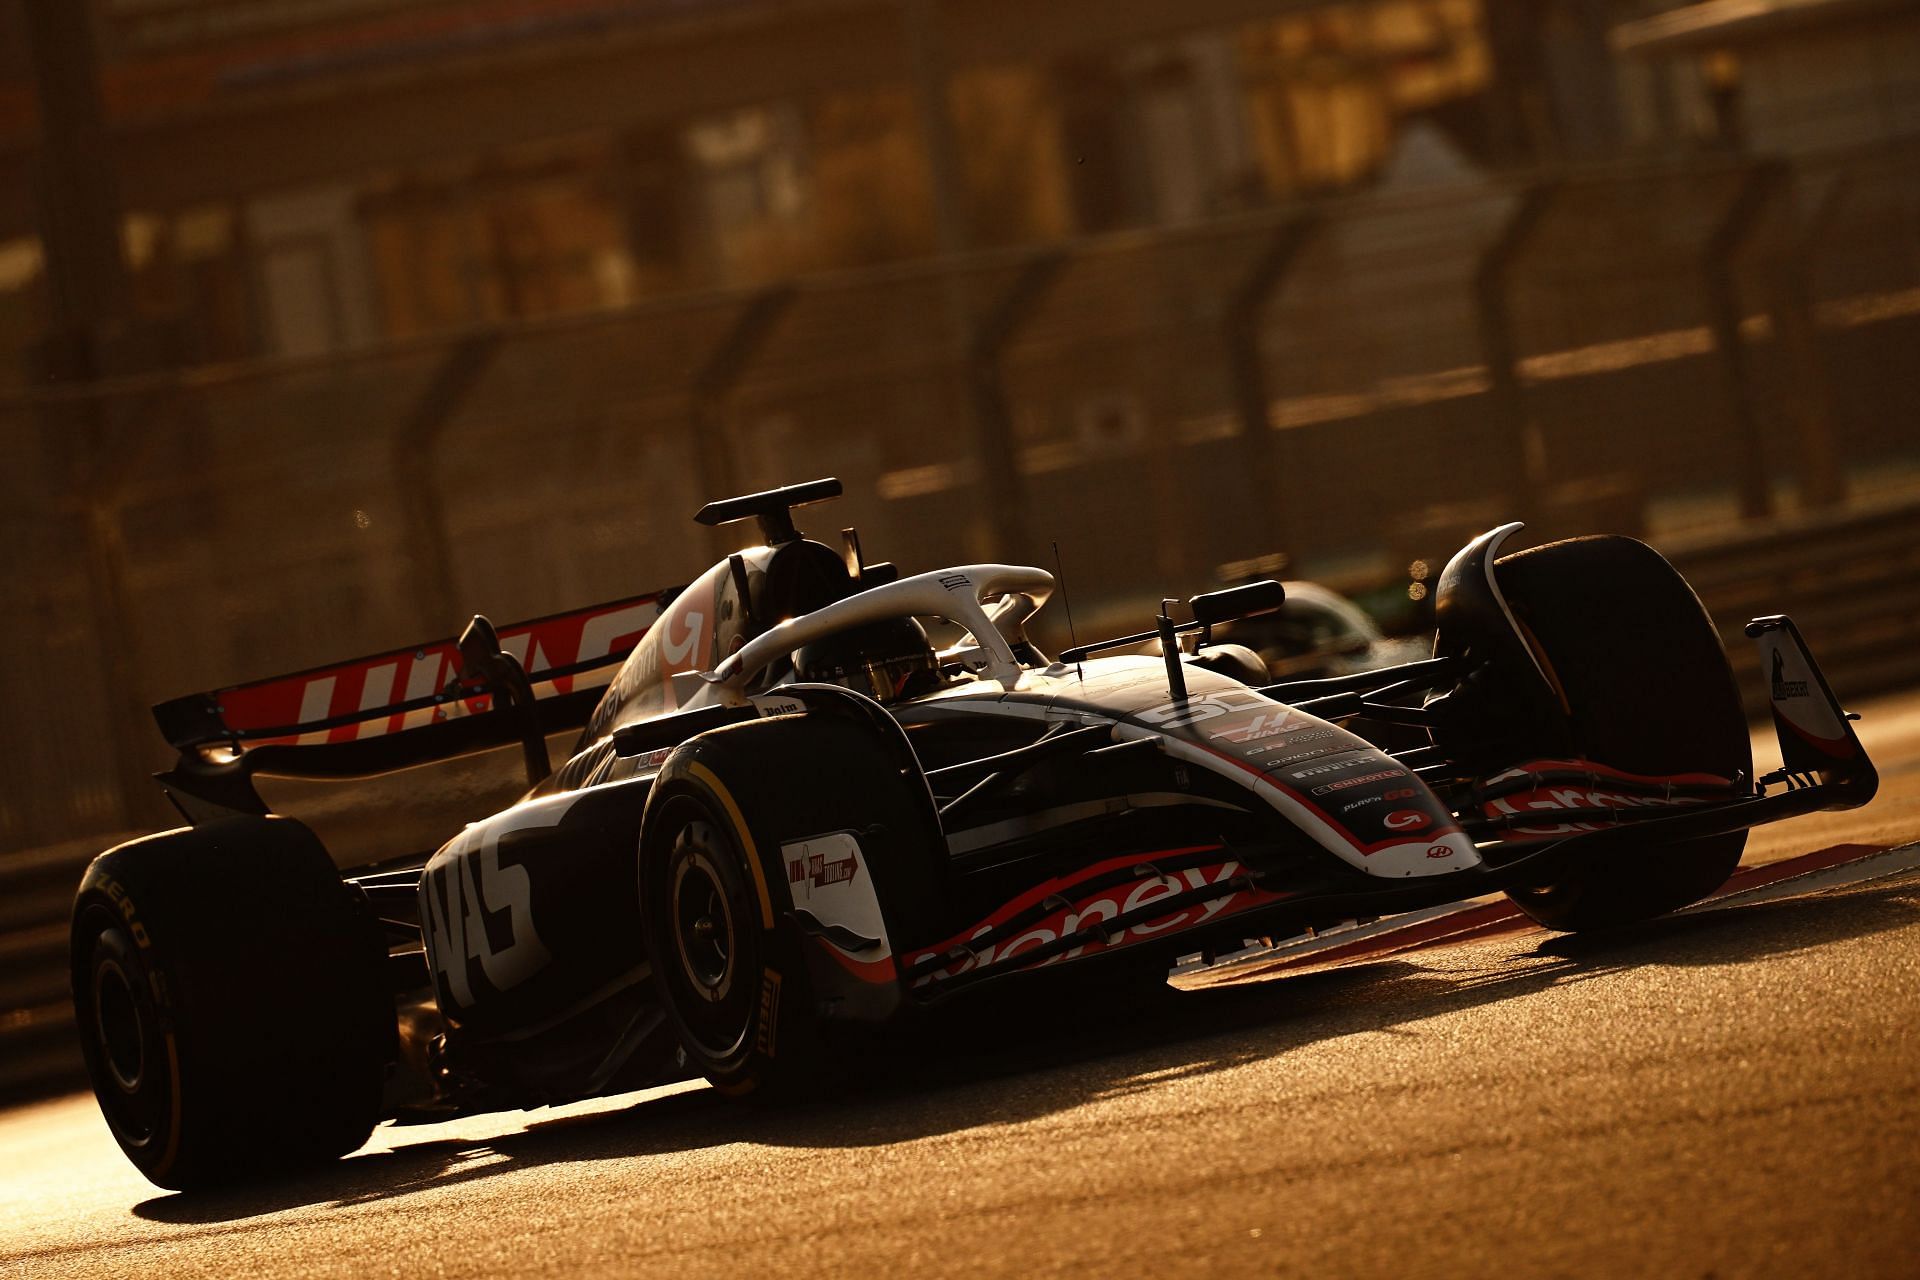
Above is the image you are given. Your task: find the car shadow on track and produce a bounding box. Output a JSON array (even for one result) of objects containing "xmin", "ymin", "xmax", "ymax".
[{"xmin": 132, "ymin": 868, "xmax": 1920, "ymax": 1227}]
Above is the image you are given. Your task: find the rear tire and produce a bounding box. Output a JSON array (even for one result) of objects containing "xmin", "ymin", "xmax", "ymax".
[
  {"xmin": 1492, "ymin": 536, "xmax": 1750, "ymax": 931},
  {"xmin": 639, "ymin": 713, "xmax": 946, "ymax": 1097},
  {"xmin": 71, "ymin": 817, "xmax": 392, "ymax": 1189}
]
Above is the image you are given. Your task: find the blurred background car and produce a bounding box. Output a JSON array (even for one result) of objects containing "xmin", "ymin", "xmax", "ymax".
[{"xmin": 1212, "ymin": 579, "xmax": 1431, "ymax": 682}]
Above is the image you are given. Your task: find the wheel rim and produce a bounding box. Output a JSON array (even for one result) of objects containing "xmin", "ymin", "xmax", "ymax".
[
  {"xmin": 92, "ymin": 957, "xmax": 145, "ymax": 1092},
  {"xmin": 79, "ymin": 919, "xmax": 163, "ymax": 1149},
  {"xmin": 670, "ymin": 824, "xmax": 738, "ymax": 1003},
  {"xmin": 658, "ymin": 809, "xmax": 756, "ymax": 1061}
]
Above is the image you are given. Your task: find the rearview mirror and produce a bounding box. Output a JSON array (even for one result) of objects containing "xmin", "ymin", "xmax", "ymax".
[{"xmin": 1189, "ymin": 580, "xmax": 1286, "ymax": 628}]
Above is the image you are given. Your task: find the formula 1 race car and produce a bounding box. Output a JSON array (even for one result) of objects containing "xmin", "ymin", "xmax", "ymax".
[{"xmin": 72, "ymin": 479, "xmax": 1879, "ymax": 1189}]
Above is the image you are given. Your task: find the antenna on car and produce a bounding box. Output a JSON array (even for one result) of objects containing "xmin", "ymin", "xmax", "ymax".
[{"xmin": 1052, "ymin": 541, "xmax": 1083, "ymax": 682}]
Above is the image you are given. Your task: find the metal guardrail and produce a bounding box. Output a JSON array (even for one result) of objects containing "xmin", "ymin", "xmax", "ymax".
[
  {"xmin": 1667, "ymin": 494, "xmax": 1920, "ymax": 717},
  {"xmin": 0, "ymin": 834, "xmax": 129, "ymax": 1106},
  {"xmin": 4, "ymin": 143, "xmax": 1918, "ymax": 860}
]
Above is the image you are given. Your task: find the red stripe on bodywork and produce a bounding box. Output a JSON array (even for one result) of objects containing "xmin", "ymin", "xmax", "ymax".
[
  {"xmin": 915, "ymin": 844, "xmax": 1228, "ymax": 955},
  {"xmin": 1773, "ymin": 708, "xmax": 1855, "ymax": 759},
  {"xmin": 905, "ymin": 845, "xmax": 1289, "ymax": 983}
]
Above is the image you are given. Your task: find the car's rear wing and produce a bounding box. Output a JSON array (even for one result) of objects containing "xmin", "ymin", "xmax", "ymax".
[{"xmin": 154, "ymin": 590, "xmax": 666, "ymax": 821}]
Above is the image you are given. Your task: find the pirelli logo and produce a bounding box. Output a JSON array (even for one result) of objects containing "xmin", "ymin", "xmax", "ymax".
[
  {"xmin": 756, "ymin": 969, "xmax": 783, "ymax": 1058},
  {"xmin": 97, "ymin": 875, "xmax": 151, "ymax": 948}
]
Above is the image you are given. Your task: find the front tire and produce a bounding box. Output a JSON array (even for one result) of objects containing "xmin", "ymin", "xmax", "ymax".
[
  {"xmin": 71, "ymin": 817, "xmax": 392, "ymax": 1189},
  {"xmin": 1492, "ymin": 536, "xmax": 1750, "ymax": 931},
  {"xmin": 638, "ymin": 711, "xmax": 946, "ymax": 1097},
  {"xmin": 648, "ymin": 789, "xmax": 782, "ymax": 1080}
]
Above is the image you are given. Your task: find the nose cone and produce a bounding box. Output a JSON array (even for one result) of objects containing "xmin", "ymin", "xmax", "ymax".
[
  {"xmin": 1126, "ymin": 693, "xmax": 1481, "ymax": 879},
  {"xmin": 1355, "ymin": 829, "xmax": 1482, "ymax": 877}
]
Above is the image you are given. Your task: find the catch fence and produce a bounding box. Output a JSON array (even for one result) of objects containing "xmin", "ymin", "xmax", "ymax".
[{"xmin": 3, "ymin": 137, "xmax": 1918, "ymax": 852}]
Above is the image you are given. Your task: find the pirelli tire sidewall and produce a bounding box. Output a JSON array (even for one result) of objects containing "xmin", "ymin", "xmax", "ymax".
[
  {"xmin": 69, "ymin": 816, "xmax": 392, "ymax": 1190},
  {"xmin": 638, "ymin": 713, "xmax": 939, "ymax": 1095}
]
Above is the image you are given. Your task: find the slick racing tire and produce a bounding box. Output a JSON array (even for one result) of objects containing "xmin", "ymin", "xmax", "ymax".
[
  {"xmin": 1493, "ymin": 536, "xmax": 1750, "ymax": 932},
  {"xmin": 70, "ymin": 817, "xmax": 392, "ymax": 1190},
  {"xmin": 639, "ymin": 713, "xmax": 946, "ymax": 1098}
]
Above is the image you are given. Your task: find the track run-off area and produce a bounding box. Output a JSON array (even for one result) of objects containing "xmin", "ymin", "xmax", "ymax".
[{"xmin": 5, "ymin": 687, "xmax": 1919, "ymax": 1279}]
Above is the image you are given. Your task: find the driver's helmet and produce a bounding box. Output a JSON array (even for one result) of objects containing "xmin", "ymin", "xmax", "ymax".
[{"xmin": 792, "ymin": 618, "xmax": 941, "ymax": 703}]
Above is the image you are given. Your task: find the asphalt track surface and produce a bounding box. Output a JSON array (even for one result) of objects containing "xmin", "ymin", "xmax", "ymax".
[{"xmin": 5, "ymin": 689, "xmax": 1920, "ymax": 1279}]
